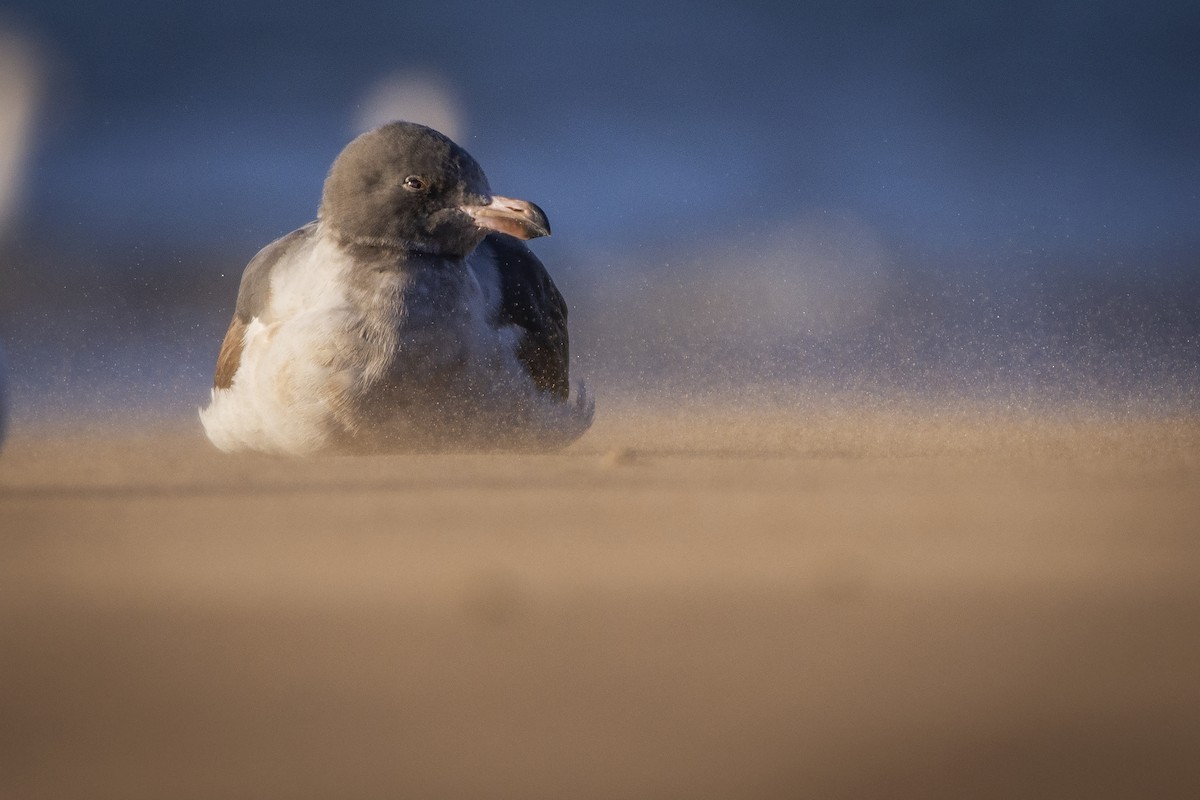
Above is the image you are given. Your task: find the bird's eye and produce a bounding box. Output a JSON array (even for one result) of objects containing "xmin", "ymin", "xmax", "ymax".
[{"xmin": 403, "ymin": 175, "xmax": 428, "ymax": 192}]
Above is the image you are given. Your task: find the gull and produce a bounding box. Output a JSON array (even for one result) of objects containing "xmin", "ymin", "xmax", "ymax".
[{"xmin": 200, "ymin": 122, "xmax": 592, "ymax": 454}]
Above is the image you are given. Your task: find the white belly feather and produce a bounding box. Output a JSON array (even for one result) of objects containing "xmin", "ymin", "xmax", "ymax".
[{"xmin": 199, "ymin": 235, "xmax": 569, "ymax": 454}]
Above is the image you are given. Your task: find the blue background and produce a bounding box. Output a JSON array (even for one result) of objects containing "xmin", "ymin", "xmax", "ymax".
[{"xmin": 0, "ymin": 0, "xmax": 1197, "ymax": 420}]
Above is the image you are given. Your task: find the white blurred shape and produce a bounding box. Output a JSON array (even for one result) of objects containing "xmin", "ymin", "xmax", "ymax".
[
  {"xmin": 0, "ymin": 25, "xmax": 41, "ymax": 236},
  {"xmin": 0, "ymin": 24, "xmax": 41, "ymax": 450},
  {"xmin": 353, "ymin": 71, "xmax": 464, "ymax": 140}
]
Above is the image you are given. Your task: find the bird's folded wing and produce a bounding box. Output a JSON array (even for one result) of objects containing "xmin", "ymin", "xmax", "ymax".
[
  {"xmin": 213, "ymin": 221, "xmax": 317, "ymax": 389},
  {"xmin": 472, "ymin": 233, "xmax": 570, "ymax": 400}
]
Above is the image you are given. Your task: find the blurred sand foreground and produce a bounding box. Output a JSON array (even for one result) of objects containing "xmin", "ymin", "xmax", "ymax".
[{"xmin": 2, "ymin": 405, "xmax": 1199, "ymax": 799}]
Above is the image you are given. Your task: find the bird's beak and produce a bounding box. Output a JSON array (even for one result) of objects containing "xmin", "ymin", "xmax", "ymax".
[{"xmin": 463, "ymin": 195, "xmax": 551, "ymax": 240}]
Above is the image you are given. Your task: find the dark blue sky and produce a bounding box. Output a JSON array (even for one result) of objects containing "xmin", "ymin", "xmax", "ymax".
[
  {"xmin": 4, "ymin": 0, "xmax": 1199, "ymax": 270},
  {"xmin": 1, "ymin": 1, "xmax": 1197, "ymax": 420}
]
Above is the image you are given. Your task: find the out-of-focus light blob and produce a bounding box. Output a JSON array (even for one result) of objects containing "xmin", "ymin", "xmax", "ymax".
[
  {"xmin": 0, "ymin": 24, "xmax": 41, "ymax": 236},
  {"xmin": 0, "ymin": 23, "xmax": 41, "ymax": 450},
  {"xmin": 352, "ymin": 71, "xmax": 464, "ymax": 140}
]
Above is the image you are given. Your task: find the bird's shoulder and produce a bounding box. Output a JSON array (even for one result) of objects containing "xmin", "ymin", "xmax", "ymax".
[
  {"xmin": 213, "ymin": 221, "xmax": 317, "ymax": 389},
  {"xmin": 472, "ymin": 233, "xmax": 566, "ymax": 330},
  {"xmin": 233, "ymin": 221, "xmax": 318, "ymax": 323},
  {"xmin": 469, "ymin": 233, "xmax": 570, "ymax": 399}
]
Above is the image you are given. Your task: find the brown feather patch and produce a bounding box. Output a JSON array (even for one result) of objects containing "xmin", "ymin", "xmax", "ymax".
[{"xmin": 213, "ymin": 316, "xmax": 248, "ymax": 389}]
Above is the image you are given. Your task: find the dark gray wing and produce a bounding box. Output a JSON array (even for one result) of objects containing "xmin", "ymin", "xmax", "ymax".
[
  {"xmin": 214, "ymin": 222, "xmax": 316, "ymax": 388},
  {"xmin": 477, "ymin": 233, "xmax": 570, "ymax": 400}
]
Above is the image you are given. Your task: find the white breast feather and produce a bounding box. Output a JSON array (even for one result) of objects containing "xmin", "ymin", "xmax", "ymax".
[
  {"xmin": 200, "ymin": 232, "xmax": 592, "ymax": 454},
  {"xmin": 201, "ymin": 236, "xmax": 355, "ymax": 454}
]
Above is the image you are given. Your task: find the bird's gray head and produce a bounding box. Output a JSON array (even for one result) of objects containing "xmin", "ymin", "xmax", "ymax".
[{"xmin": 319, "ymin": 121, "xmax": 550, "ymax": 258}]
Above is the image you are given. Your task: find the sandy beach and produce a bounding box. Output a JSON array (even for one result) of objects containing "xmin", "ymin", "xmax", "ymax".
[{"xmin": 2, "ymin": 405, "xmax": 1199, "ymax": 798}]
